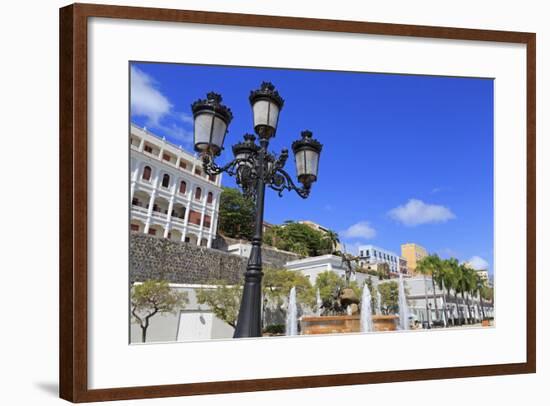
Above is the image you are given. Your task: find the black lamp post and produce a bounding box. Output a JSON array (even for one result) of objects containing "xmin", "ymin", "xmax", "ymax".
[{"xmin": 191, "ymin": 82, "xmax": 322, "ymax": 338}]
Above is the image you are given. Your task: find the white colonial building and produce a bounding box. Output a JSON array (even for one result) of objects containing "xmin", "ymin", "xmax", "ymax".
[
  {"xmin": 357, "ymin": 244, "xmax": 407, "ymax": 276},
  {"xmin": 130, "ymin": 124, "xmax": 222, "ymax": 248}
]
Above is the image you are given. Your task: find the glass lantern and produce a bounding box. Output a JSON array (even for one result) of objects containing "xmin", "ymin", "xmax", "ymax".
[
  {"xmin": 249, "ymin": 82, "xmax": 284, "ymax": 138},
  {"xmin": 192, "ymin": 92, "xmax": 233, "ymax": 156},
  {"xmin": 292, "ymin": 130, "xmax": 322, "ymax": 188}
]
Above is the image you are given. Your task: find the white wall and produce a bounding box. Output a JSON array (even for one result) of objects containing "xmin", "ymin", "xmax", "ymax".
[
  {"xmin": 129, "ymin": 285, "xmax": 235, "ymax": 343},
  {"xmin": 1, "ymin": 1, "xmax": 546, "ymax": 406}
]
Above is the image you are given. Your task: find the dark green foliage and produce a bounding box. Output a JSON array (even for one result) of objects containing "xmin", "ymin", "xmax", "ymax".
[
  {"xmin": 263, "ymin": 324, "xmax": 285, "ymax": 335},
  {"xmin": 264, "ymin": 221, "xmax": 334, "ymax": 256},
  {"xmin": 196, "ymin": 281, "xmax": 242, "ymax": 328},
  {"xmin": 315, "ymin": 271, "xmax": 347, "ymax": 302},
  {"xmin": 218, "ymin": 187, "xmax": 255, "ymax": 240},
  {"xmin": 377, "ymin": 281, "xmax": 399, "ymax": 314}
]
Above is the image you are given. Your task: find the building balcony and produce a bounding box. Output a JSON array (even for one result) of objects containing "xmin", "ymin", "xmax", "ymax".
[
  {"xmin": 171, "ymin": 216, "xmax": 186, "ymax": 225},
  {"xmin": 131, "ymin": 205, "xmax": 148, "ymax": 215}
]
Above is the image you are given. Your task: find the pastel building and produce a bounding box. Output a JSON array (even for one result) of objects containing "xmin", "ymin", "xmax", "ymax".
[
  {"xmin": 357, "ymin": 245, "xmax": 406, "ymax": 277},
  {"xmin": 130, "ymin": 124, "xmax": 222, "ymax": 248},
  {"xmin": 401, "ymin": 243, "xmax": 428, "ymax": 275}
]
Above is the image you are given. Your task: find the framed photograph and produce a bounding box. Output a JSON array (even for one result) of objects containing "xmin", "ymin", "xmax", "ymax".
[{"xmin": 59, "ymin": 3, "xmax": 536, "ymax": 402}]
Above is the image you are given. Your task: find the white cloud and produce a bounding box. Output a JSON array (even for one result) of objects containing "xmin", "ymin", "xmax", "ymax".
[
  {"xmin": 130, "ymin": 66, "xmax": 194, "ymax": 146},
  {"xmin": 156, "ymin": 122, "xmax": 193, "ymax": 145},
  {"xmin": 340, "ymin": 221, "xmax": 376, "ymax": 240},
  {"xmin": 388, "ymin": 199, "xmax": 455, "ymax": 226},
  {"xmin": 466, "ymin": 256, "xmax": 489, "ymax": 270},
  {"xmin": 131, "ymin": 66, "xmax": 172, "ymax": 125}
]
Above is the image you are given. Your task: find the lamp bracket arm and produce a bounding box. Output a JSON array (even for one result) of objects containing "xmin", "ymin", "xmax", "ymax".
[
  {"xmin": 267, "ymin": 166, "xmax": 310, "ymax": 199},
  {"xmin": 202, "ymin": 155, "xmax": 255, "ymax": 177}
]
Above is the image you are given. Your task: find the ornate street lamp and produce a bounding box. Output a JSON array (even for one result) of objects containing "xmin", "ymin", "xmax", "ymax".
[{"xmin": 192, "ymin": 82, "xmax": 323, "ymax": 338}]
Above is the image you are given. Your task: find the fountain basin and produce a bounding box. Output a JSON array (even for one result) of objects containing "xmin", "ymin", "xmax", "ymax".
[{"xmin": 301, "ymin": 314, "xmax": 398, "ymax": 335}]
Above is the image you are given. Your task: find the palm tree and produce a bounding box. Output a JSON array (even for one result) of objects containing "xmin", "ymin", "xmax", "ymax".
[
  {"xmin": 470, "ymin": 272, "xmax": 487, "ymax": 322},
  {"xmin": 476, "ymin": 275, "xmax": 488, "ymax": 320},
  {"xmin": 457, "ymin": 264, "xmax": 474, "ymax": 324},
  {"xmin": 416, "ymin": 256, "xmax": 433, "ymax": 328},
  {"xmin": 428, "ymin": 254, "xmax": 442, "ymax": 322},
  {"xmin": 436, "ymin": 258, "xmax": 456, "ymax": 327},
  {"xmin": 466, "ymin": 267, "xmax": 480, "ymax": 323},
  {"xmin": 417, "ymin": 255, "xmax": 442, "ymax": 326},
  {"xmin": 446, "ymin": 258, "xmax": 463, "ymax": 325},
  {"xmin": 322, "ymin": 230, "xmax": 340, "ymax": 254}
]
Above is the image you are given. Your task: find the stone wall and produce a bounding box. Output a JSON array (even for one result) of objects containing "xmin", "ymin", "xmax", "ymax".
[
  {"xmin": 130, "ymin": 234, "xmax": 246, "ymax": 284},
  {"xmin": 130, "ymin": 234, "xmax": 302, "ymax": 284}
]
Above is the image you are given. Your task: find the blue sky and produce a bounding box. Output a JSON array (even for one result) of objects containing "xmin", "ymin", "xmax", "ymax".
[{"xmin": 130, "ymin": 62, "xmax": 494, "ymax": 275}]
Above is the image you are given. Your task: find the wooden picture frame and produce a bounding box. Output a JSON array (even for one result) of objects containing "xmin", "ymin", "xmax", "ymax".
[{"xmin": 59, "ymin": 3, "xmax": 536, "ymax": 402}]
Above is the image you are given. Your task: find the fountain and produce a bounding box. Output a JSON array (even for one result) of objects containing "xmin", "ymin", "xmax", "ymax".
[
  {"xmin": 301, "ymin": 282, "xmax": 398, "ymax": 334},
  {"xmin": 286, "ymin": 286, "xmax": 298, "ymax": 336},
  {"xmin": 299, "ymin": 252, "xmax": 398, "ymax": 335},
  {"xmin": 398, "ymin": 274, "xmax": 410, "ymax": 330},
  {"xmin": 360, "ymin": 284, "xmax": 374, "ymax": 332},
  {"xmin": 376, "ymin": 290, "xmax": 382, "ymax": 315},
  {"xmin": 316, "ymin": 288, "xmax": 322, "ymax": 316}
]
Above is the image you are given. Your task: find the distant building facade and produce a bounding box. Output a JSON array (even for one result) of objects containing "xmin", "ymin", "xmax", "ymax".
[
  {"xmin": 476, "ymin": 269, "xmax": 489, "ymax": 282},
  {"xmin": 400, "ymin": 276, "xmax": 494, "ymax": 326},
  {"xmin": 130, "ymin": 124, "xmax": 222, "ymax": 248},
  {"xmin": 401, "ymin": 243, "xmax": 428, "ymax": 275},
  {"xmin": 357, "ymin": 244, "xmax": 406, "ymax": 277}
]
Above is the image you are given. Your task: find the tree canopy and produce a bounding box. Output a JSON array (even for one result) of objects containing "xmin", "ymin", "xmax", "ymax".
[
  {"xmin": 377, "ymin": 281, "xmax": 399, "ymax": 314},
  {"xmin": 264, "ymin": 221, "xmax": 335, "ymax": 256},
  {"xmin": 131, "ymin": 280, "xmax": 188, "ymax": 342},
  {"xmin": 196, "ymin": 269, "xmax": 316, "ymax": 329},
  {"xmin": 196, "ymin": 282, "xmax": 242, "ymax": 328},
  {"xmin": 218, "ymin": 187, "xmax": 255, "ymax": 240},
  {"xmin": 262, "ymin": 268, "xmax": 315, "ymax": 308},
  {"xmin": 314, "ymin": 270, "xmax": 362, "ymax": 302}
]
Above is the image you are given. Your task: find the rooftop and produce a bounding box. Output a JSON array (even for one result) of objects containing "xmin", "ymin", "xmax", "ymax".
[{"xmin": 131, "ymin": 123, "xmax": 200, "ymax": 164}]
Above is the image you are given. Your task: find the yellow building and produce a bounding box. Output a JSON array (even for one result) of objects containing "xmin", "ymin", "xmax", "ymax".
[{"xmin": 401, "ymin": 243, "xmax": 428, "ymax": 275}]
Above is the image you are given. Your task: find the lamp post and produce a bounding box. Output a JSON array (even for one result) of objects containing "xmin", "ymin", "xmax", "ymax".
[
  {"xmin": 427, "ymin": 302, "xmax": 432, "ymax": 329},
  {"xmin": 191, "ymin": 82, "xmax": 323, "ymax": 338}
]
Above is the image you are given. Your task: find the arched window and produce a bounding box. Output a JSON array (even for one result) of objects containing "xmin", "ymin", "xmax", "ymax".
[
  {"xmin": 195, "ymin": 187, "xmax": 202, "ymax": 200},
  {"xmin": 161, "ymin": 174, "xmax": 170, "ymax": 188},
  {"xmin": 207, "ymin": 192, "xmax": 213, "ymax": 204},
  {"xmin": 179, "ymin": 181, "xmax": 187, "ymax": 194},
  {"xmin": 142, "ymin": 166, "xmax": 152, "ymax": 181}
]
